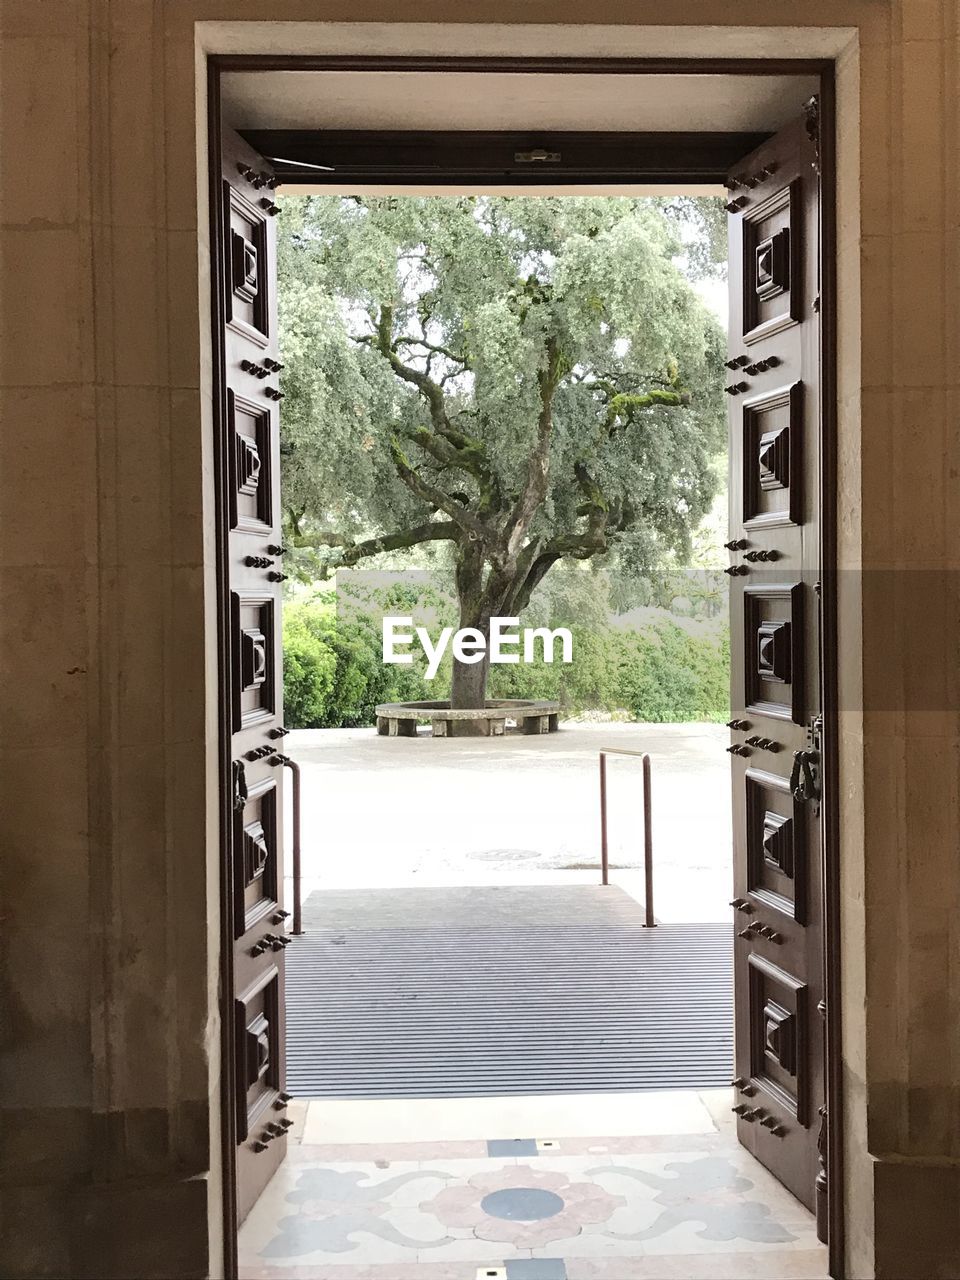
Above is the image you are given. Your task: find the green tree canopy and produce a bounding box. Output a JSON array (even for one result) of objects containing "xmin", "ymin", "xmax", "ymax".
[{"xmin": 278, "ymin": 194, "xmax": 726, "ymax": 707}]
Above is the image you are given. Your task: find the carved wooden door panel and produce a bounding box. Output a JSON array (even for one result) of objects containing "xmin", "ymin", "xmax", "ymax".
[
  {"xmin": 220, "ymin": 130, "xmax": 291, "ymax": 1224},
  {"xmin": 726, "ymin": 106, "xmax": 825, "ymax": 1224}
]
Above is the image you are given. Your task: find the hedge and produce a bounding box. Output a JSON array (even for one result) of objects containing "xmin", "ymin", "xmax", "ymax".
[{"xmin": 282, "ymin": 598, "xmax": 729, "ymax": 728}]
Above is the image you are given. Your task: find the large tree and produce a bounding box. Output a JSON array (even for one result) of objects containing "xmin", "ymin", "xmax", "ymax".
[{"xmin": 278, "ymin": 195, "xmax": 725, "ymax": 709}]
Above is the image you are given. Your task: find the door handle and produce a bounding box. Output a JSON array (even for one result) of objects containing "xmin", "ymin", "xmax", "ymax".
[
  {"xmin": 232, "ymin": 759, "xmax": 248, "ymax": 811},
  {"xmin": 790, "ymin": 747, "xmax": 821, "ymax": 804}
]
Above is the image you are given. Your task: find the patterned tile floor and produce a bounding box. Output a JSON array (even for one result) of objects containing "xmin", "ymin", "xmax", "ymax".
[{"xmin": 238, "ymin": 1092, "xmax": 827, "ymax": 1280}]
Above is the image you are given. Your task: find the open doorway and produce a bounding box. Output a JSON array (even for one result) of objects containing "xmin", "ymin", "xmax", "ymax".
[{"xmin": 209, "ymin": 57, "xmax": 838, "ymax": 1280}]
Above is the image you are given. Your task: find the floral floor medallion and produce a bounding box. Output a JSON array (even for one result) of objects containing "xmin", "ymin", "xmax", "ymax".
[{"xmin": 421, "ymin": 1164, "xmax": 626, "ymax": 1248}]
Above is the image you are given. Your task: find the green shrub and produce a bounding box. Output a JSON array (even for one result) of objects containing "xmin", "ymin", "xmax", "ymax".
[
  {"xmin": 617, "ymin": 623, "xmax": 729, "ymax": 723},
  {"xmin": 282, "ymin": 610, "xmax": 337, "ymax": 727},
  {"xmin": 283, "ymin": 598, "xmax": 729, "ymax": 728},
  {"xmin": 488, "ymin": 624, "xmax": 617, "ymax": 713},
  {"xmin": 283, "ymin": 598, "xmax": 440, "ymax": 727}
]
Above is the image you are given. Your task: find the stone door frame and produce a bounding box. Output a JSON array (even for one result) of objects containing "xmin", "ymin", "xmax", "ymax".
[{"xmin": 202, "ymin": 34, "xmax": 850, "ymax": 1279}]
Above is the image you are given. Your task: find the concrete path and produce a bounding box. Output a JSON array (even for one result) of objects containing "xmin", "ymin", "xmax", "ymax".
[{"xmin": 284, "ymin": 721, "xmax": 732, "ymax": 923}]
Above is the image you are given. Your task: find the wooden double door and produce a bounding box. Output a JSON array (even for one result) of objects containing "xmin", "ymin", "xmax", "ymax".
[
  {"xmin": 218, "ymin": 130, "xmax": 293, "ymax": 1223},
  {"xmin": 213, "ymin": 107, "xmax": 831, "ymax": 1240},
  {"xmin": 726, "ymin": 106, "xmax": 828, "ymax": 1230}
]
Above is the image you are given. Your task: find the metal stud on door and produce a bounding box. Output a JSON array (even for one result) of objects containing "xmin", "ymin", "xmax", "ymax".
[
  {"xmin": 220, "ymin": 129, "xmax": 289, "ymax": 1225},
  {"xmin": 726, "ymin": 109, "xmax": 825, "ymax": 1228}
]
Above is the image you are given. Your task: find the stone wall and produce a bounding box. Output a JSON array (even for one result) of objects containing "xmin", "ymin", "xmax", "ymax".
[{"xmin": 1, "ymin": 3, "xmax": 958, "ymax": 1277}]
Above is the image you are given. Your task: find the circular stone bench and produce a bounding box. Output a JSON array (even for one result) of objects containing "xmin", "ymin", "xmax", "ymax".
[{"xmin": 375, "ymin": 699, "xmax": 560, "ymax": 739}]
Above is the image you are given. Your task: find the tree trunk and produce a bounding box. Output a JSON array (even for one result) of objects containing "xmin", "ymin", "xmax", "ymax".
[
  {"xmin": 450, "ymin": 643, "xmax": 490, "ymax": 712},
  {"xmin": 450, "ymin": 592, "xmax": 491, "ymax": 725},
  {"xmin": 450, "ymin": 543, "xmax": 492, "ymax": 720}
]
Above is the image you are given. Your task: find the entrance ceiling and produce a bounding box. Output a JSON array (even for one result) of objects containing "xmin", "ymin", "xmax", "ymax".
[{"xmin": 222, "ymin": 71, "xmax": 820, "ymax": 134}]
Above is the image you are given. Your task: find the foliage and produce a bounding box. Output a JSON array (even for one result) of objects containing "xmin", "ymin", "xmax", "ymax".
[
  {"xmin": 282, "ymin": 595, "xmax": 442, "ymax": 728},
  {"xmin": 282, "ymin": 608, "xmax": 337, "ymax": 726},
  {"xmin": 615, "ymin": 622, "xmax": 730, "ymax": 723},
  {"xmin": 282, "ymin": 595, "xmax": 729, "ymax": 729},
  {"xmin": 656, "ymin": 196, "xmax": 728, "ymax": 281},
  {"xmin": 277, "ymin": 194, "xmax": 726, "ymax": 708},
  {"xmin": 487, "ymin": 620, "xmax": 728, "ymax": 722}
]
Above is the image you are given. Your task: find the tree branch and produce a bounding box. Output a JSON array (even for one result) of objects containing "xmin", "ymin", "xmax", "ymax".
[
  {"xmin": 396, "ymin": 426, "xmax": 462, "ymax": 470},
  {"xmin": 320, "ymin": 520, "xmax": 460, "ymax": 567},
  {"xmin": 394, "ymin": 335, "xmax": 466, "ymax": 366},
  {"xmin": 603, "ymin": 388, "xmax": 687, "ymax": 436},
  {"xmin": 373, "ymin": 305, "xmax": 502, "ymax": 520},
  {"xmin": 502, "ymin": 337, "xmax": 562, "ymax": 562},
  {"xmin": 506, "ymin": 462, "xmax": 615, "ymax": 612},
  {"xmin": 376, "ymin": 306, "xmax": 452, "ymax": 437},
  {"xmin": 389, "ymin": 437, "xmax": 489, "ymax": 540},
  {"xmin": 511, "ymin": 524, "xmax": 611, "ymax": 613},
  {"xmin": 290, "ymin": 530, "xmax": 354, "ymax": 550}
]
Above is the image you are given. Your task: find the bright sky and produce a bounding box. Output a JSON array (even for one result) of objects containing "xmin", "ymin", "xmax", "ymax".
[{"xmin": 694, "ymin": 276, "xmax": 729, "ymax": 328}]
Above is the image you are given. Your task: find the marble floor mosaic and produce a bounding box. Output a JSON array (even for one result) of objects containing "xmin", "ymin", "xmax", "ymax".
[{"xmin": 238, "ymin": 1092, "xmax": 828, "ymax": 1280}]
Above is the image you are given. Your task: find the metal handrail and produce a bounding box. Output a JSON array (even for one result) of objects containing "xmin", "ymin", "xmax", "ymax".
[
  {"xmin": 280, "ymin": 755, "xmax": 304, "ymax": 935},
  {"xmin": 599, "ymin": 748, "xmax": 655, "ymax": 927}
]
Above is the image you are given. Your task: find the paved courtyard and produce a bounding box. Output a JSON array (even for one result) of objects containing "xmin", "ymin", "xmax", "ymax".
[{"xmin": 285, "ymin": 721, "xmax": 731, "ymax": 923}]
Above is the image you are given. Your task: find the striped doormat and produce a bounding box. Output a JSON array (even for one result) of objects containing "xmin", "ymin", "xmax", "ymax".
[{"xmin": 285, "ymin": 885, "xmax": 733, "ymax": 1098}]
